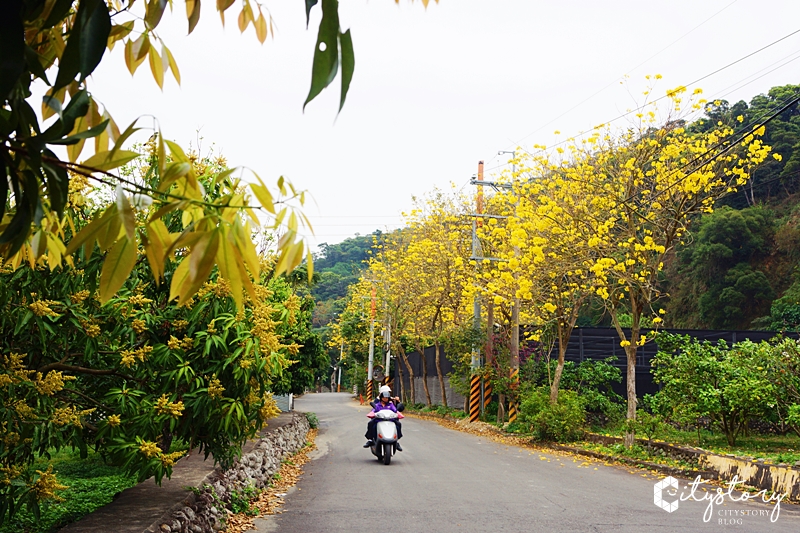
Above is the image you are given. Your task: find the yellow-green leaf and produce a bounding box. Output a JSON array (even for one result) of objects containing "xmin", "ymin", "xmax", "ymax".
[
  {"xmin": 250, "ymin": 181, "xmax": 274, "ymax": 213},
  {"xmin": 65, "ymin": 204, "xmax": 117, "ymax": 256},
  {"xmin": 162, "ymin": 44, "xmax": 181, "ymax": 85},
  {"xmin": 99, "ymin": 236, "xmax": 138, "ymax": 303},
  {"xmin": 169, "ymin": 256, "xmax": 192, "ymax": 303},
  {"xmin": 216, "ymin": 227, "xmax": 243, "ymax": 309},
  {"xmin": 116, "ymin": 188, "xmax": 136, "ymax": 241},
  {"xmin": 148, "ymin": 47, "xmax": 164, "ymax": 89},
  {"xmin": 255, "ymin": 11, "xmax": 267, "ymax": 43},
  {"xmin": 82, "ymin": 150, "xmax": 140, "ymax": 172}
]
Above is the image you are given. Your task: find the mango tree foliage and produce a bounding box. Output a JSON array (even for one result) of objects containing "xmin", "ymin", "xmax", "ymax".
[
  {"xmin": 0, "ymin": 149, "xmax": 314, "ymax": 522},
  {"xmin": 0, "ymin": 0, "xmax": 405, "ymax": 302}
]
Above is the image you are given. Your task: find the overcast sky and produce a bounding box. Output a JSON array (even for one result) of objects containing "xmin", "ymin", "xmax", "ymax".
[{"xmin": 87, "ymin": 0, "xmax": 800, "ymax": 250}]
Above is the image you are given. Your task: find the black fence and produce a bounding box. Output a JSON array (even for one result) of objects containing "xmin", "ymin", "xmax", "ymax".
[
  {"xmin": 396, "ymin": 328, "xmax": 797, "ymax": 400},
  {"xmin": 556, "ymin": 327, "xmax": 798, "ymax": 397}
]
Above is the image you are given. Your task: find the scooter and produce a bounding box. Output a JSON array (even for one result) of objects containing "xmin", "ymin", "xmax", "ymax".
[{"xmin": 366, "ymin": 410, "xmax": 403, "ymax": 465}]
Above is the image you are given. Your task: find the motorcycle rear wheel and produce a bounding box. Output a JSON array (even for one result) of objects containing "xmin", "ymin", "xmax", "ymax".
[{"xmin": 383, "ymin": 443, "xmax": 392, "ymax": 465}]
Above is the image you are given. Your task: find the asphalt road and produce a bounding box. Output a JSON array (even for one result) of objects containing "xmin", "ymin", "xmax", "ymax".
[{"xmin": 255, "ymin": 393, "xmax": 800, "ymax": 532}]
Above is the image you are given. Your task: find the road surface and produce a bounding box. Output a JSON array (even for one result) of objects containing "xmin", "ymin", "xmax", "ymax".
[{"xmin": 255, "ymin": 393, "xmax": 800, "ymax": 532}]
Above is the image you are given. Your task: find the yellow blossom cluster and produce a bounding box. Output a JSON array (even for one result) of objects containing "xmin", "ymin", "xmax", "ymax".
[
  {"xmin": 107, "ymin": 414, "xmax": 121, "ymax": 427},
  {"xmin": 119, "ymin": 345, "xmax": 153, "ymax": 367},
  {"xmin": 159, "ymin": 450, "xmax": 185, "ymax": 468},
  {"xmin": 154, "ymin": 394, "xmax": 185, "ymax": 418},
  {"xmin": 34, "ymin": 370, "xmax": 74, "ymax": 396},
  {"xmin": 131, "ymin": 318, "xmax": 147, "ymax": 334},
  {"xmin": 69, "ymin": 289, "xmax": 90, "ymax": 304},
  {"xmin": 0, "ymin": 352, "xmax": 34, "ymax": 387},
  {"xmin": 259, "ymin": 392, "xmax": 281, "ymax": 421},
  {"xmin": 80, "ymin": 319, "xmax": 101, "ymax": 338},
  {"xmin": 31, "ymin": 465, "xmax": 68, "ymax": 502},
  {"xmin": 0, "ymin": 464, "xmax": 24, "ymax": 487},
  {"xmin": 139, "ymin": 440, "xmax": 161, "ymax": 458},
  {"xmin": 127, "ymin": 294, "xmax": 153, "ymax": 306},
  {"xmin": 51, "ymin": 405, "xmax": 94, "ymax": 427},
  {"xmin": 29, "ymin": 300, "xmax": 59, "ymax": 317},
  {"xmin": 207, "ymin": 375, "xmax": 225, "ymax": 399}
]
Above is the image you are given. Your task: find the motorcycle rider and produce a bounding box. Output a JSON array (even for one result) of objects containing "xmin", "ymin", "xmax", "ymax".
[{"xmin": 364, "ymin": 386, "xmax": 403, "ymax": 451}]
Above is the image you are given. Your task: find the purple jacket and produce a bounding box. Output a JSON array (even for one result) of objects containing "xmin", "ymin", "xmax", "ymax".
[{"xmin": 372, "ymin": 400, "xmax": 397, "ymax": 414}]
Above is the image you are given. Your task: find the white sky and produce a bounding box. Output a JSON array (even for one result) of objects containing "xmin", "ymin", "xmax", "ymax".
[{"xmin": 87, "ymin": 0, "xmax": 800, "ymax": 251}]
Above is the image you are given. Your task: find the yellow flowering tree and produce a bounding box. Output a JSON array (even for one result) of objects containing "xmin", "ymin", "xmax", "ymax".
[
  {"xmin": 561, "ymin": 85, "xmax": 775, "ymax": 441},
  {"xmin": 0, "ymin": 149, "xmax": 308, "ymax": 521}
]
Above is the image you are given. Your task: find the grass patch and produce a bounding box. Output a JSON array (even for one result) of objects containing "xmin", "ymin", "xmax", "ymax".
[
  {"xmin": 0, "ymin": 448, "xmax": 137, "ymax": 533},
  {"xmin": 597, "ymin": 425, "xmax": 800, "ymax": 464},
  {"xmin": 576, "ymin": 441, "xmax": 700, "ymax": 471}
]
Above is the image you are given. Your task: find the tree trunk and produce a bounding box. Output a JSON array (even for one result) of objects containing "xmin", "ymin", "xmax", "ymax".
[
  {"xmin": 416, "ymin": 341, "xmax": 432, "ymax": 407},
  {"xmin": 611, "ymin": 294, "xmax": 642, "ymax": 448},
  {"xmin": 485, "ymin": 300, "xmax": 494, "ymax": 367},
  {"xmin": 550, "ymin": 341, "xmax": 568, "ymax": 404},
  {"xmin": 497, "ymin": 393, "xmax": 506, "ymax": 424},
  {"xmin": 434, "ymin": 340, "xmax": 447, "ymax": 408},
  {"xmin": 397, "ymin": 344, "xmax": 415, "ymax": 405},
  {"xmin": 396, "ymin": 355, "xmax": 405, "ymax": 402}
]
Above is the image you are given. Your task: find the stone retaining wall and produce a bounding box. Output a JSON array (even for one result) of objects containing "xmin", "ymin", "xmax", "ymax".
[
  {"xmin": 146, "ymin": 412, "xmax": 310, "ymax": 533},
  {"xmin": 585, "ymin": 432, "xmax": 800, "ymax": 500}
]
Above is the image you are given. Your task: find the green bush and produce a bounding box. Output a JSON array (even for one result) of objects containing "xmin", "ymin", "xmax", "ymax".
[
  {"xmin": 305, "ymin": 412, "xmax": 319, "ymax": 429},
  {"xmin": 520, "ymin": 387, "xmax": 586, "ymax": 442}
]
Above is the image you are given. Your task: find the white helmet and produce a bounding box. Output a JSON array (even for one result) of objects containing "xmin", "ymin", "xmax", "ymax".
[{"xmin": 378, "ymin": 385, "xmax": 392, "ymax": 397}]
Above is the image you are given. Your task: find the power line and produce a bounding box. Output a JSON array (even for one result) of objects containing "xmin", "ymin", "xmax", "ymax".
[
  {"xmin": 509, "ymin": 0, "xmax": 742, "ymax": 150},
  {"xmin": 511, "ymin": 26, "xmax": 800, "ymax": 157}
]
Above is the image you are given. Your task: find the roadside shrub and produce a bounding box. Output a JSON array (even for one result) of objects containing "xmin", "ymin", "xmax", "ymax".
[
  {"xmin": 305, "ymin": 412, "xmax": 319, "ymax": 429},
  {"xmin": 520, "ymin": 387, "xmax": 586, "ymax": 442}
]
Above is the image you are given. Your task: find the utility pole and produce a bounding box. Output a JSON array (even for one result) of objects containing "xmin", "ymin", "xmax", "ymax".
[
  {"xmin": 468, "ymin": 161, "xmax": 485, "ymax": 422},
  {"xmin": 383, "ymin": 314, "xmax": 392, "ymax": 387},
  {"xmin": 499, "ymin": 150, "xmax": 520, "ymax": 424},
  {"xmin": 366, "ymin": 284, "xmax": 376, "ymax": 402},
  {"xmin": 337, "ymin": 341, "xmax": 343, "ymax": 392},
  {"xmin": 468, "ymin": 155, "xmax": 514, "ymax": 421}
]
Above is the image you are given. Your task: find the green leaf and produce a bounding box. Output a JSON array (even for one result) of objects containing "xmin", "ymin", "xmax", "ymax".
[
  {"xmin": 145, "ymin": 0, "xmax": 169, "ymax": 29},
  {"xmin": 303, "ymin": 0, "xmax": 340, "ymax": 110},
  {"xmin": 338, "ymin": 29, "xmax": 354, "ymax": 113},
  {"xmin": 78, "ymin": 0, "xmax": 112, "ymax": 82},
  {"xmin": 187, "ymin": 0, "xmax": 202, "ymax": 34},
  {"xmin": 53, "ymin": 0, "xmax": 111, "ymax": 89},
  {"xmin": 109, "ymin": 118, "xmax": 141, "ymax": 160},
  {"xmin": 49, "ymin": 119, "xmax": 109, "ymax": 145},
  {"xmin": 0, "ymin": 0, "xmax": 24, "ymax": 100},
  {"xmin": 41, "ymin": 149, "xmax": 70, "ymax": 215},
  {"xmin": 0, "ymin": 162, "xmax": 10, "ymax": 222},
  {"xmin": 304, "ymin": 0, "xmax": 318, "ymax": 28},
  {"xmin": 99, "ymin": 235, "xmax": 138, "ymax": 303}
]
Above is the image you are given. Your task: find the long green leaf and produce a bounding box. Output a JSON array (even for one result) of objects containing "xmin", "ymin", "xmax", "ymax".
[
  {"xmin": 0, "ymin": 0, "xmax": 26, "ymax": 100},
  {"xmin": 338, "ymin": 28, "xmax": 354, "ymax": 113},
  {"xmin": 78, "ymin": 0, "xmax": 111, "ymax": 82},
  {"xmin": 303, "ymin": 0, "xmax": 340, "ymax": 110},
  {"xmin": 99, "ymin": 235, "xmax": 137, "ymax": 303}
]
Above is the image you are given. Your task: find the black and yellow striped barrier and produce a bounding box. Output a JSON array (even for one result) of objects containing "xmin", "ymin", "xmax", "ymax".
[
  {"xmin": 483, "ymin": 380, "xmax": 492, "ymax": 409},
  {"xmin": 366, "ymin": 380, "xmax": 373, "ymax": 403},
  {"xmin": 507, "ymin": 368, "xmax": 519, "ymax": 423},
  {"xmin": 469, "ymin": 375, "xmax": 481, "ymax": 422}
]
